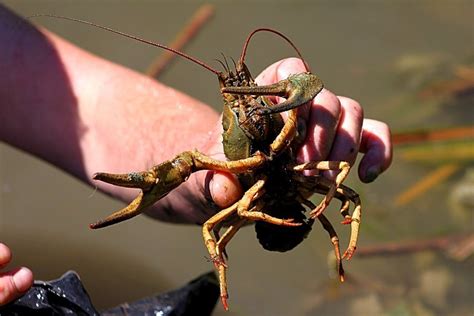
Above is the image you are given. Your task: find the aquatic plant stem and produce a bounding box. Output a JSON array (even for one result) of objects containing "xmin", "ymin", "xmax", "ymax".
[
  {"xmin": 146, "ymin": 4, "xmax": 215, "ymax": 78},
  {"xmin": 395, "ymin": 164, "xmax": 459, "ymax": 206}
]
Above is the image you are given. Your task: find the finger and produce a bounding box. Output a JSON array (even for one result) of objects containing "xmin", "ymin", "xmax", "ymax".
[
  {"xmin": 0, "ymin": 267, "xmax": 33, "ymax": 306},
  {"xmin": 358, "ymin": 119, "xmax": 392, "ymax": 183},
  {"xmin": 0, "ymin": 243, "xmax": 12, "ymax": 269},
  {"xmin": 325, "ymin": 96, "xmax": 364, "ymax": 166},
  {"xmin": 297, "ymin": 89, "xmax": 342, "ymax": 162}
]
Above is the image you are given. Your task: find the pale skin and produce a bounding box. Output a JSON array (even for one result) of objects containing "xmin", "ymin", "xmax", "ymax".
[{"xmin": 0, "ymin": 5, "xmax": 392, "ymax": 306}]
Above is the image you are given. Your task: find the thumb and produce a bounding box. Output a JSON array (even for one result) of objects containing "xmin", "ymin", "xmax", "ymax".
[
  {"xmin": 202, "ymin": 120, "xmax": 243, "ymax": 210},
  {"xmin": 209, "ymin": 171, "xmax": 243, "ymax": 209}
]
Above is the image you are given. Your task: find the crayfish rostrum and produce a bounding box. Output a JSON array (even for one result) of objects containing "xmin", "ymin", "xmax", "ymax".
[{"xmin": 54, "ymin": 18, "xmax": 362, "ymax": 310}]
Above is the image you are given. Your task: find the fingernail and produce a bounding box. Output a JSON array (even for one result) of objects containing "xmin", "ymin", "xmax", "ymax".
[
  {"xmin": 364, "ymin": 165, "xmax": 381, "ymax": 183},
  {"xmin": 210, "ymin": 172, "xmax": 242, "ymax": 208},
  {"xmin": 13, "ymin": 267, "xmax": 33, "ymax": 293}
]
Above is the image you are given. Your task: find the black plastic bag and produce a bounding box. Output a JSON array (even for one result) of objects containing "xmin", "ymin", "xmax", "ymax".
[
  {"xmin": 0, "ymin": 271, "xmax": 98, "ymax": 315},
  {"xmin": 0, "ymin": 271, "xmax": 219, "ymax": 316}
]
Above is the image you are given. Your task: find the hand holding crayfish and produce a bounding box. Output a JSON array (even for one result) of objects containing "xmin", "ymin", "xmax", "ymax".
[{"xmin": 0, "ymin": 6, "xmax": 393, "ymax": 309}]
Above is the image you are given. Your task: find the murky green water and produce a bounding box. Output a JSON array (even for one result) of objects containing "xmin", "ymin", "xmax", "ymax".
[{"xmin": 1, "ymin": 1, "xmax": 473, "ymax": 315}]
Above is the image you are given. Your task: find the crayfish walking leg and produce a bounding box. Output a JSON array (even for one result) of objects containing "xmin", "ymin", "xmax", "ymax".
[
  {"xmin": 202, "ymin": 178, "xmax": 301, "ymax": 310},
  {"xmin": 202, "ymin": 205, "xmax": 246, "ymax": 311},
  {"xmin": 293, "ymin": 160, "xmax": 351, "ymax": 218},
  {"xmin": 314, "ymin": 178, "xmax": 362, "ymax": 260},
  {"xmin": 298, "ymin": 196, "xmax": 344, "ymax": 281},
  {"xmin": 236, "ymin": 178, "xmax": 302, "ymax": 226}
]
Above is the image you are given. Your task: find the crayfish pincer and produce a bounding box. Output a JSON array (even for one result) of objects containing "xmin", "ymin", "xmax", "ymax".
[{"xmin": 41, "ymin": 17, "xmax": 362, "ymax": 310}]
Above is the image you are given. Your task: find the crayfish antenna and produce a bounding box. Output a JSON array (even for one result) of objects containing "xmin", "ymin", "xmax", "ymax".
[
  {"xmin": 239, "ymin": 28, "xmax": 310, "ymax": 72},
  {"xmin": 28, "ymin": 14, "xmax": 222, "ymax": 76}
]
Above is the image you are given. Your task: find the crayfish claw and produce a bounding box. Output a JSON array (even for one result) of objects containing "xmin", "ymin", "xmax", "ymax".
[
  {"xmin": 93, "ymin": 171, "xmax": 156, "ymax": 190},
  {"xmin": 90, "ymin": 190, "xmax": 158, "ymax": 229}
]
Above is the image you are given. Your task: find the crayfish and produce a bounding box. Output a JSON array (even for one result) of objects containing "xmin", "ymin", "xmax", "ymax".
[{"xmin": 44, "ymin": 17, "xmax": 362, "ymax": 310}]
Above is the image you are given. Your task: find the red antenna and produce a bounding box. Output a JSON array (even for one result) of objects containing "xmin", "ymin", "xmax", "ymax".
[
  {"xmin": 28, "ymin": 14, "xmax": 221, "ymax": 75},
  {"xmin": 239, "ymin": 28, "xmax": 310, "ymax": 72}
]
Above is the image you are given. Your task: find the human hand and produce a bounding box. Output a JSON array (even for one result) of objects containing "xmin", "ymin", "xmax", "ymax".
[
  {"xmin": 255, "ymin": 58, "xmax": 392, "ymax": 182},
  {"xmin": 0, "ymin": 243, "xmax": 33, "ymax": 306}
]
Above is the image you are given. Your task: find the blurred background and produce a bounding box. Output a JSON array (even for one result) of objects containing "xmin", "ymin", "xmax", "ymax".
[{"xmin": 1, "ymin": 1, "xmax": 472, "ymax": 315}]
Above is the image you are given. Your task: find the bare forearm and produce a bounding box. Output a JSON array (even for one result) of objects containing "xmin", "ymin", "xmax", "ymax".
[
  {"xmin": 0, "ymin": 6, "xmax": 84, "ymax": 175},
  {"xmin": 0, "ymin": 5, "xmax": 219, "ymax": 183}
]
